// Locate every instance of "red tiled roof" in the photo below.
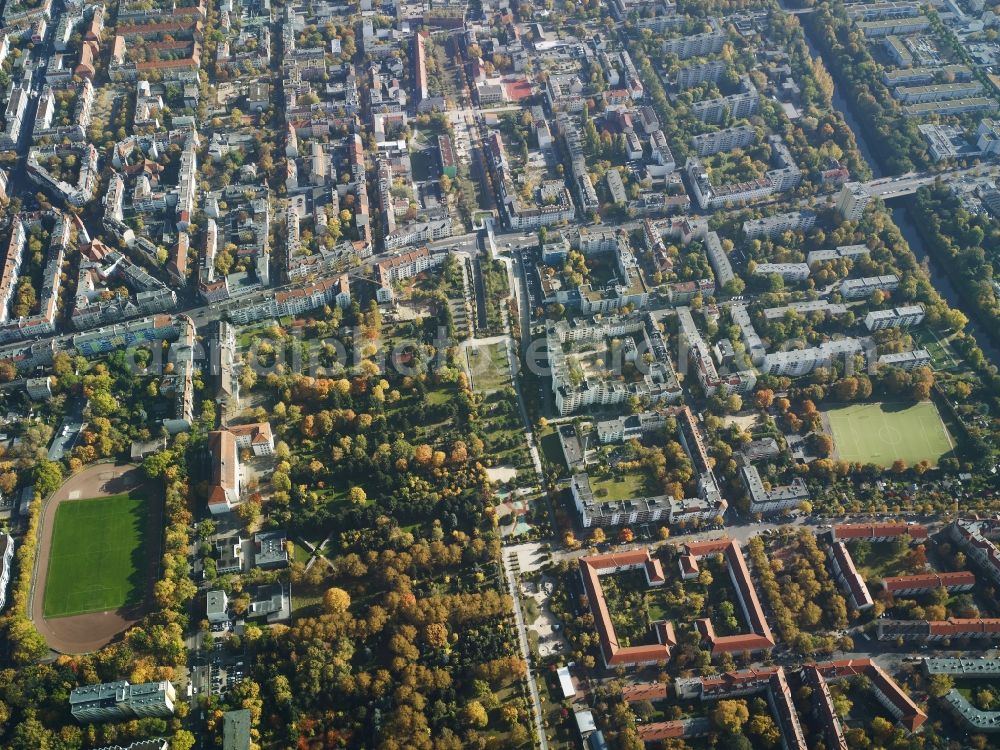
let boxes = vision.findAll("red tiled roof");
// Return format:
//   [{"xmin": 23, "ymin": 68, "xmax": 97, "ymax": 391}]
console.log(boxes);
[
  {"xmin": 579, "ymin": 549, "xmax": 676, "ymax": 667},
  {"xmin": 680, "ymin": 554, "xmax": 698, "ymax": 575},
  {"xmin": 623, "ymin": 682, "xmax": 668, "ymax": 703},
  {"xmin": 882, "ymin": 571, "xmax": 976, "ymax": 593},
  {"xmin": 228, "ymin": 422, "xmax": 272, "ymax": 446},
  {"xmin": 926, "ymin": 618, "xmax": 1000, "ymax": 636},
  {"xmin": 833, "ymin": 523, "xmax": 927, "ymax": 540},
  {"xmin": 685, "ymin": 539, "xmax": 775, "ymax": 653},
  {"xmin": 647, "ymin": 557, "xmax": 665, "ymax": 583},
  {"xmin": 831, "ymin": 540, "xmax": 873, "ymax": 609},
  {"xmin": 698, "ymin": 666, "xmax": 780, "ymax": 692},
  {"xmin": 75, "ymin": 42, "xmax": 96, "ymax": 77},
  {"xmin": 117, "ymin": 20, "xmax": 202, "ymax": 36},
  {"xmin": 684, "ymin": 537, "xmax": 731, "ymax": 556},
  {"xmin": 815, "ymin": 658, "xmax": 927, "ymax": 732},
  {"xmin": 725, "ymin": 541, "xmax": 773, "ymax": 643},
  {"xmin": 377, "ymin": 246, "xmax": 430, "ymax": 273},
  {"xmin": 208, "ymin": 430, "xmax": 237, "ymax": 507},
  {"xmin": 637, "ymin": 722, "xmax": 686, "ymax": 741},
  {"xmin": 697, "ymin": 618, "xmax": 775, "ymax": 655}
]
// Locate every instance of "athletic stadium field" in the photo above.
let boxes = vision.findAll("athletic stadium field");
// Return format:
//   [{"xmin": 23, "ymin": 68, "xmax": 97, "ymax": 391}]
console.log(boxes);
[
  {"xmin": 42, "ymin": 492, "xmax": 149, "ymax": 618},
  {"xmin": 825, "ymin": 401, "xmax": 954, "ymax": 468}
]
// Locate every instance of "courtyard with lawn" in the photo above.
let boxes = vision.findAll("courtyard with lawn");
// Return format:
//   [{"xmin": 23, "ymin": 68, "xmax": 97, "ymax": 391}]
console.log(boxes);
[
  {"xmin": 825, "ymin": 401, "xmax": 954, "ymax": 467},
  {"xmin": 589, "ymin": 468, "xmax": 653, "ymax": 502},
  {"xmin": 600, "ymin": 553, "xmax": 749, "ymax": 647},
  {"xmin": 43, "ymin": 492, "xmax": 150, "ymax": 618},
  {"xmin": 846, "ymin": 537, "xmax": 920, "ymax": 582}
]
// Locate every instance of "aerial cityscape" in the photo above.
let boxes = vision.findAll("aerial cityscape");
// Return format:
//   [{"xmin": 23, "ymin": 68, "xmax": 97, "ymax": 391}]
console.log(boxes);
[{"xmin": 1, "ymin": 0, "xmax": 1000, "ymax": 747}]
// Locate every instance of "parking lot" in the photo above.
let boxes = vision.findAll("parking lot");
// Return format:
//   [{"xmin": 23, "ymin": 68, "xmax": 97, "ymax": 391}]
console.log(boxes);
[
  {"xmin": 191, "ymin": 634, "xmax": 247, "ymax": 699},
  {"xmin": 514, "ymin": 246, "xmax": 543, "ymax": 317}
]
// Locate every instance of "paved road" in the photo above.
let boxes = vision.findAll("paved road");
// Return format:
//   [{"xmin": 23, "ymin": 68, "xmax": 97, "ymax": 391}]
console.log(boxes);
[{"xmin": 862, "ymin": 165, "xmax": 1000, "ymax": 200}]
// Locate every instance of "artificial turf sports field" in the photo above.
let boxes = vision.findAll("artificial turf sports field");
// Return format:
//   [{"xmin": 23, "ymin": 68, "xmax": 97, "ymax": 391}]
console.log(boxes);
[
  {"xmin": 42, "ymin": 492, "xmax": 149, "ymax": 618},
  {"xmin": 825, "ymin": 401, "xmax": 954, "ymax": 467}
]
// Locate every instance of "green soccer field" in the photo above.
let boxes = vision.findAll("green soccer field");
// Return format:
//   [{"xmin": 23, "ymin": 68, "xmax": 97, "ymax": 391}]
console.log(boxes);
[
  {"xmin": 43, "ymin": 493, "xmax": 149, "ymax": 618},
  {"xmin": 825, "ymin": 401, "xmax": 954, "ymax": 468}
]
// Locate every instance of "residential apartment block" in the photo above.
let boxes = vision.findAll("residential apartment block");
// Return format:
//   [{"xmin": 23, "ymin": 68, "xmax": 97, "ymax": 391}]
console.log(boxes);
[
  {"xmin": 686, "ymin": 538, "xmax": 775, "ymax": 655},
  {"xmin": 752, "ymin": 263, "xmax": 810, "ymax": 283},
  {"xmin": 676, "ymin": 59, "xmax": 726, "ymax": 89},
  {"xmin": 70, "ymin": 681, "xmax": 176, "ymax": 723},
  {"xmin": 841, "ymin": 274, "xmax": 899, "ymax": 300},
  {"xmin": 806, "ymin": 244, "xmax": 870, "ymax": 267},
  {"xmin": 835, "ymin": 182, "xmax": 871, "ymax": 221},
  {"xmin": 742, "ymin": 210, "xmax": 816, "ymax": 240},
  {"xmin": 903, "ymin": 96, "xmax": 999, "ymax": 117},
  {"xmin": 857, "ymin": 16, "xmax": 929, "ymax": 37},
  {"xmin": 828, "ymin": 540, "xmax": 874, "ymax": 611},
  {"xmin": 947, "ymin": 520, "xmax": 1000, "ymax": 587},
  {"xmin": 762, "ymin": 338, "xmax": 864, "ymax": 376},
  {"xmin": 548, "ymin": 314, "xmax": 681, "ymax": 415},
  {"xmin": 878, "ymin": 349, "xmax": 932, "ymax": 370},
  {"xmin": 661, "ymin": 26, "xmax": 726, "ymax": 59},
  {"xmin": 692, "ymin": 76, "xmax": 759, "ymax": 124},
  {"xmin": 864, "ymin": 304, "xmax": 925, "ymax": 331},
  {"xmin": 741, "ymin": 465, "xmax": 809, "ymax": 515},
  {"xmin": 831, "ymin": 523, "xmax": 928, "ymax": 543},
  {"xmin": 690, "ymin": 124, "xmax": 756, "ymax": 157},
  {"xmin": 882, "ymin": 571, "xmax": 976, "ymax": 596},
  {"xmin": 894, "ymin": 82, "xmax": 983, "ymax": 105},
  {"xmin": 579, "ymin": 549, "xmax": 673, "ymax": 668}
]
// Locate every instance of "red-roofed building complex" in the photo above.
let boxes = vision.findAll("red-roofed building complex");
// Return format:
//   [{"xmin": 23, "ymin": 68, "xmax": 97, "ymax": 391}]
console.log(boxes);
[
  {"xmin": 683, "ymin": 539, "xmax": 775, "ymax": 655},
  {"xmin": 878, "ymin": 617, "xmax": 1000, "ymax": 642},
  {"xmin": 675, "ymin": 667, "xmax": 807, "ymax": 750},
  {"xmin": 208, "ymin": 430, "xmax": 239, "ymax": 515},
  {"xmin": 831, "ymin": 523, "xmax": 927, "ymax": 542},
  {"xmin": 882, "ymin": 571, "xmax": 976, "ymax": 596},
  {"xmin": 815, "ymin": 659, "xmax": 928, "ymax": 732},
  {"xmin": 578, "ymin": 549, "xmax": 675, "ymax": 668},
  {"xmin": 227, "ymin": 422, "xmax": 275, "ymax": 457},
  {"xmin": 803, "ymin": 665, "xmax": 849, "ymax": 750},
  {"xmin": 828, "ymin": 540, "xmax": 874, "ymax": 611},
  {"xmin": 948, "ymin": 520, "xmax": 1000, "ymax": 587}
]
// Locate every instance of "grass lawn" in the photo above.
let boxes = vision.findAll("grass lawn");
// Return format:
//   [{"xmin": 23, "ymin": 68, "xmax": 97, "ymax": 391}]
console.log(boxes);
[
  {"xmin": 291, "ymin": 541, "xmax": 313, "ymax": 564},
  {"xmin": 826, "ymin": 401, "xmax": 954, "ymax": 467},
  {"xmin": 43, "ymin": 493, "xmax": 149, "ymax": 618},
  {"xmin": 647, "ymin": 593, "xmax": 674, "ymax": 624},
  {"xmin": 468, "ymin": 342, "xmax": 511, "ymax": 394},
  {"xmin": 590, "ymin": 469, "xmax": 650, "ymax": 501},
  {"xmin": 291, "ymin": 591, "xmax": 324, "ymax": 617},
  {"xmin": 410, "ymin": 148, "xmax": 435, "ymax": 181},
  {"xmin": 539, "ymin": 428, "xmax": 566, "ymax": 472},
  {"xmin": 912, "ymin": 328, "xmax": 960, "ymax": 370},
  {"xmin": 847, "ymin": 540, "xmax": 912, "ymax": 581},
  {"xmin": 425, "ymin": 388, "xmax": 452, "ymax": 406}
]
